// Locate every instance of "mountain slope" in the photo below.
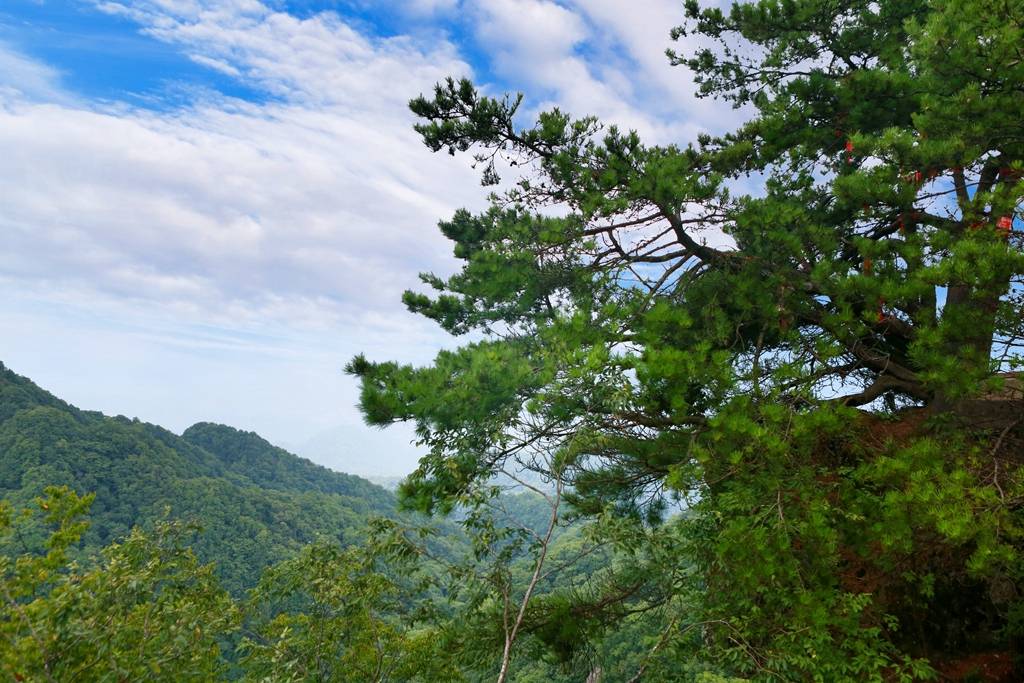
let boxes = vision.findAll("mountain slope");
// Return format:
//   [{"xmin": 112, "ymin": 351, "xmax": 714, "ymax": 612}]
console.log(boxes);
[
  {"xmin": 0, "ymin": 361, "xmax": 395, "ymax": 593},
  {"xmin": 182, "ymin": 422, "xmax": 390, "ymax": 506}
]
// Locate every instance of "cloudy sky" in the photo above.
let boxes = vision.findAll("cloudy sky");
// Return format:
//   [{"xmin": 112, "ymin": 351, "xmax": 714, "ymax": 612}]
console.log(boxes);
[{"xmin": 0, "ymin": 0, "xmax": 734, "ymax": 476}]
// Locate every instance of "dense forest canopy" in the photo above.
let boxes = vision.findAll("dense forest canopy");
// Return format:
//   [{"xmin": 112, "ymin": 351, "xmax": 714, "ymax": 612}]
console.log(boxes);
[
  {"xmin": 1, "ymin": 364, "xmax": 659, "ymax": 681},
  {"xmin": 0, "ymin": 362, "xmax": 393, "ymax": 593},
  {"xmin": 347, "ymin": 0, "xmax": 1024, "ymax": 678},
  {"xmin": 2, "ymin": 365, "xmax": 613, "ymax": 682}
]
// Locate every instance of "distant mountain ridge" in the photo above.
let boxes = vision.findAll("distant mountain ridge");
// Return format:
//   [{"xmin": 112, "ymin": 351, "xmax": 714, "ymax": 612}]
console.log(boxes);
[
  {"xmin": 182, "ymin": 421, "xmax": 388, "ymax": 503},
  {"xmin": 0, "ymin": 361, "xmax": 394, "ymax": 593}
]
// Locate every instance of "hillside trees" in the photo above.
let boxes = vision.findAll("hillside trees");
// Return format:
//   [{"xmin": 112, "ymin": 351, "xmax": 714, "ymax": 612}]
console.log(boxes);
[
  {"xmin": 0, "ymin": 365, "xmax": 396, "ymax": 595},
  {"xmin": 0, "ymin": 488, "xmax": 237, "ymax": 682},
  {"xmin": 348, "ymin": 0, "xmax": 1024, "ymax": 677},
  {"xmin": 3, "ymin": 365, "xmax": 625, "ymax": 680},
  {"xmin": 0, "ymin": 488, "xmax": 457, "ymax": 683},
  {"xmin": 239, "ymin": 530, "xmax": 455, "ymax": 683}
]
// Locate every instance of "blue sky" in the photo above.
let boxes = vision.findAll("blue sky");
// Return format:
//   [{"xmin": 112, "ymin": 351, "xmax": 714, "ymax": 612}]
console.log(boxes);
[
  {"xmin": 2, "ymin": 1, "xmax": 261, "ymax": 101},
  {"xmin": 0, "ymin": 0, "xmax": 731, "ymax": 476}
]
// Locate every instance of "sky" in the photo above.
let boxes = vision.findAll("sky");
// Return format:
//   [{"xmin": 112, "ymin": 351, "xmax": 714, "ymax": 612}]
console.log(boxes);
[{"xmin": 0, "ymin": 0, "xmax": 737, "ymax": 477}]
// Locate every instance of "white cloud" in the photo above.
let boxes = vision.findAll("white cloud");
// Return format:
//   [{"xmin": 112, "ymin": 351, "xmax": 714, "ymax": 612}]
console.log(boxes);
[
  {"xmin": 0, "ymin": 3, "xmax": 487, "ymax": 473},
  {"xmin": 0, "ymin": 4, "xmax": 483, "ymax": 328},
  {"xmin": 1, "ymin": 1, "xmax": 735, "ymax": 330},
  {"xmin": 401, "ymin": 0, "xmax": 460, "ymax": 16},
  {"xmin": 187, "ymin": 53, "xmax": 242, "ymax": 76},
  {"xmin": 0, "ymin": 0, "xmax": 744, "ymax": 474},
  {"xmin": 475, "ymin": 0, "xmax": 587, "ymax": 60},
  {"xmin": 0, "ymin": 42, "xmax": 73, "ymax": 104},
  {"xmin": 464, "ymin": 0, "xmax": 711, "ymax": 143},
  {"xmin": 565, "ymin": 0, "xmax": 741, "ymax": 131}
]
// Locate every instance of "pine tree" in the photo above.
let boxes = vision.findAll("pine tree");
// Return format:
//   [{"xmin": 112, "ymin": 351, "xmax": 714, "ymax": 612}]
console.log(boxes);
[{"xmin": 349, "ymin": 0, "xmax": 1024, "ymax": 677}]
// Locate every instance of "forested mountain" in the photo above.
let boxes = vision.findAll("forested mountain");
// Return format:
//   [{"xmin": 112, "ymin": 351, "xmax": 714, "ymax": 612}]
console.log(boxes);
[
  {"xmin": 182, "ymin": 422, "xmax": 390, "ymax": 504},
  {"xmin": 0, "ymin": 361, "xmax": 393, "ymax": 593},
  {"xmin": 0, "ymin": 362, "xmax": 620, "ymax": 682}
]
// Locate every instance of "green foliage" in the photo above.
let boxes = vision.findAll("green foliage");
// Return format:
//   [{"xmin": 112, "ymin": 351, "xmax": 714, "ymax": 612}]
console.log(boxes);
[
  {"xmin": 182, "ymin": 422, "xmax": 388, "ymax": 504},
  {"xmin": 0, "ymin": 362, "xmax": 394, "ymax": 594},
  {"xmin": 240, "ymin": 536, "xmax": 455, "ymax": 683},
  {"xmin": 0, "ymin": 486, "xmax": 505, "ymax": 683},
  {"xmin": 0, "ymin": 488, "xmax": 238, "ymax": 682},
  {"xmin": 352, "ymin": 0, "xmax": 1024, "ymax": 678},
  {"xmin": 2, "ymin": 367, "xmax": 614, "ymax": 681}
]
